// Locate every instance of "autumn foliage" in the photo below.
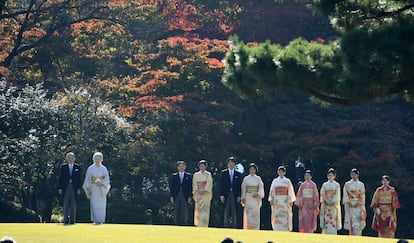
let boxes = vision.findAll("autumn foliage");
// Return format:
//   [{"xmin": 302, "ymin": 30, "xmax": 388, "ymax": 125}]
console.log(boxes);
[{"xmin": 1, "ymin": 0, "xmax": 413, "ymax": 237}]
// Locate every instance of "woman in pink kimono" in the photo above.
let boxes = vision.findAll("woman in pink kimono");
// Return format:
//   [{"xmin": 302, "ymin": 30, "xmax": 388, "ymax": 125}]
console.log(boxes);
[
  {"xmin": 241, "ymin": 163, "xmax": 264, "ymax": 230},
  {"xmin": 320, "ymin": 168, "xmax": 341, "ymax": 234},
  {"xmin": 295, "ymin": 170, "xmax": 319, "ymax": 233},
  {"xmin": 268, "ymin": 166, "xmax": 296, "ymax": 231}
]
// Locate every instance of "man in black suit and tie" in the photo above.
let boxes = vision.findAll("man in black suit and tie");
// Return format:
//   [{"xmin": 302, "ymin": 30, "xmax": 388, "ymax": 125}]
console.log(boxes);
[
  {"xmin": 220, "ymin": 156, "xmax": 242, "ymax": 228},
  {"xmin": 58, "ymin": 152, "xmax": 82, "ymax": 225},
  {"xmin": 169, "ymin": 160, "xmax": 193, "ymax": 226}
]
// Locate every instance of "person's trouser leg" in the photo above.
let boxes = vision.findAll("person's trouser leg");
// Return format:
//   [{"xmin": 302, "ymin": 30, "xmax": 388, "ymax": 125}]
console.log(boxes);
[
  {"xmin": 174, "ymin": 191, "xmax": 188, "ymax": 225},
  {"xmin": 229, "ymin": 193, "xmax": 237, "ymax": 228},
  {"xmin": 224, "ymin": 192, "xmax": 237, "ymax": 228},
  {"xmin": 68, "ymin": 186, "xmax": 76, "ymax": 223},
  {"xmin": 63, "ymin": 185, "xmax": 74, "ymax": 224}
]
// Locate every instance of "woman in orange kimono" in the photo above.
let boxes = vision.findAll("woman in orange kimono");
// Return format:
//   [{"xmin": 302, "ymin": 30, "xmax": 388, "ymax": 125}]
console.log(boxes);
[{"xmin": 371, "ymin": 175, "xmax": 400, "ymax": 238}]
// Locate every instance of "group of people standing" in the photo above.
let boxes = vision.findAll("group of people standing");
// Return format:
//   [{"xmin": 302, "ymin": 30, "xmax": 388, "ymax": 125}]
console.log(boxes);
[
  {"xmin": 169, "ymin": 157, "xmax": 400, "ymax": 239},
  {"xmin": 57, "ymin": 152, "xmax": 111, "ymax": 225},
  {"xmin": 57, "ymin": 151, "xmax": 400, "ymax": 238},
  {"xmin": 311, "ymin": 167, "xmax": 400, "ymax": 238}
]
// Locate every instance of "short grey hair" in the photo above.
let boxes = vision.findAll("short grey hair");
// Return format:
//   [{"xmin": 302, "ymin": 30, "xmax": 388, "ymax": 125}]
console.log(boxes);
[
  {"xmin": 66, "ymin": 152, "xmax": 75, "ymax": 159},
  {"xmin": 176, "ymin": 160, "xmax": 186, "ymax": 166},
  {"xmin": 93, "ymin": 152, "xmax": 103, "ymax": 161}
]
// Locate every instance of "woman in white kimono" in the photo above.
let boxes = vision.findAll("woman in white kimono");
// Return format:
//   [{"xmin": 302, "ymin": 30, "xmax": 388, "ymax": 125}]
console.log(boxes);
[
  {"xmin": 268, "ymin": 166, "xmax": 296, "ymax": 231},
  {"xmin": 83, "ymin": 152, "xmax": 111, "ymax": 225},
  {"xmin": 343, "ymin": 168, "xmax": 366, "ymax": 235},
  {"xmin": 241, "ymin": 163, "xmax": 264, "ymax": 230},
  {"xmin": 320, "ymin": 168, "xmax": 342, "ymax": 234},
  {"xmin": 192, "ymin": 160, "xmax": 213, "ymax": 227}
]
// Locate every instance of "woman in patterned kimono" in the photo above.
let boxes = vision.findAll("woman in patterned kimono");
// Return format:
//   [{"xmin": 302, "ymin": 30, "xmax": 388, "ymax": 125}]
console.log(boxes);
[
  {"xmin": 343, "ymin": 168, "xmax": 366, "ymax": 235},
  {"xmin": 295, "ymin": 170, "xmax": 319, "ymax": 233},
  {"xmin": 371, "ymin": 175, "xmax": 400, "ymax": 238},
  {"xmin": 192, "ymin": 160, "xmax": 213, "ymax": 227},
  {"xmin": 320, "ymin": 168, "xmax": 342, "ymax": 234},
  {"xmin": 268, "ymin": 166, "xmax": 296, "ymax": 231},
  {"xmin": 240, "ymin": 163, "xmax": 264, "ymax": 230},
  {"xmin": 83, "ymin": 152, "xmax": 111, "ymax": 225}
]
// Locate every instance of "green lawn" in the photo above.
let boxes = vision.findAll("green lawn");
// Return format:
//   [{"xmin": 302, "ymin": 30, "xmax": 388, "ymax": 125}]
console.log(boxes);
[{"xmin": 0, "ymin": 223, "xmax": 407, "ymax": 243}]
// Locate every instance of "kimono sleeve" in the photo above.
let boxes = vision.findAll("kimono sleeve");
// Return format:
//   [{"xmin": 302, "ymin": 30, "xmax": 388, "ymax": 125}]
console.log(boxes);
[
  {"xmin": 82, "ymin": 167, "xmax": 91, "ymax": 198},
  {"xmin": 342, "ymin": 181, "xmax": 350, "ymax": 204},
  {"xmin": 258, "ymin": 176, "xmax": 265, "ymax": 199},
  {"xmin": 295, "ymin": 183, "xmax": 303, "ymax": 207},
  {"xmin": 268, "ymin": 180, "xmax": 275, "ymax": 202},
  {"xmin": 287, "ymin": 179, "xmax": 296, "ymax": 203},
  {"xmin": 101, "ymin": 167, "xmax": 111, "ymax": 195},
  {"xmin": 313, "ymin": 182, "xmax": 320, "ymax": 207},
  {"xmin": 370, "ymin": 188, "xmax": 380, "ymax": 208},
  {"xmin": 334, "ymin": 182, "xmax": 341, "ymax": 205},
  {"xmin": 391, "ymin": 188, "xmax": 400, "ymax": 209},
  {"xmin": 206, "ymin": 172, "xmax": 213, "ymax": 194},
  {"xmin": 241, "ymin": 176, "xmax": 247, "ymax": 200},
  {"xmin": 320, "ymin": 183, "xmax": 325, "ymax": 204},
  {"xmin": 192, "ymin": 173, "xmax": 198, "ymax": 195},
  {"xmin": 360, "ymin": 182, "xmax": 366, "ymax": 205}
]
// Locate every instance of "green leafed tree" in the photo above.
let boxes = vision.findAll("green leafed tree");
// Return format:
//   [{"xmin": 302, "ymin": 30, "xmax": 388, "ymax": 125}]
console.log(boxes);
[
  {"xmin": 0, "ymin": 80, "xmax": 139, "ymax": 222},
  {"xmin": 222, "ymin": 0, "xmax": 414, "ymax": 105}
]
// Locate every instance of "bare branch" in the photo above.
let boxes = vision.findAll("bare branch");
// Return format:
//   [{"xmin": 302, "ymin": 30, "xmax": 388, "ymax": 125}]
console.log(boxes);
[
  {"xmin": 2, "ymin": 0, "xmax": 36, "ymax": 67},
  {"xmin": 1, "ymin": 0, "xmax": 111, "ymax": 67}
]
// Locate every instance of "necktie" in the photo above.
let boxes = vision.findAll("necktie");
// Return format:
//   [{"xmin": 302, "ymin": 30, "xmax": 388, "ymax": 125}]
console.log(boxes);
[
  {"xmin": 69, "ymin": 164, "xmax": 73, "ymax": 175},
  {"xmin": 230, "ymin": 170, "xmax": 233, "ymax": 183},
  {"xmin": 180, "ymin": 173, "xmax": 183, "ymax": 183}
]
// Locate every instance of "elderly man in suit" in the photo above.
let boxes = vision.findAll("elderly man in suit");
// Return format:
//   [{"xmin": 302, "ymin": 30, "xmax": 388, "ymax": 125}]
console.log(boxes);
[
  {"xmin": 58, "ymin": 152, "xmax": 82, "ymax": 225},
  {"xmin": 169, "ymin": 160, "xmax": 193, "ymax": 226},
  {"xmin": 220, "ymin": 156, "xmax": 242, "ymax": 228}
]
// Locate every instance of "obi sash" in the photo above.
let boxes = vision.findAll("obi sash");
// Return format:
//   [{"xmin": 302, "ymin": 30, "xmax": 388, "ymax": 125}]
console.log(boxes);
[
  {"xmin": 91, "ymin": 176, "xmax": 104, "ymax": 184},
  {"xmin": 302, "ymin": 188, "xmax": 314, "ymax": 198},
  {"xmin": 196, "ymin": 181, "xmax": 207, "ymax": 190},
  {"xmin": 347, "ymin": 190, "xmax": 362, "ymax": 199},
  {"xmin": 274, "ymin": 186, "xmax": 288, "ymax": 196},
  {"xmin": 246, "ymin": 185, "xmax": 259, "ymax": 194},
  {"xmin": 324, "ymin": 189, "xmax": 336, "ymax": 199}
]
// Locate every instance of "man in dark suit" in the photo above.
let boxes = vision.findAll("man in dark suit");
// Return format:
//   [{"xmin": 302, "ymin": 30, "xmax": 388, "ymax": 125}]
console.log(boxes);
[
  {"xmin": 58, "ymin": 152, "xmax": 82, "ymax": 225},
  {"xmin": 220, "ymin": 156, "xmax": 242, "ymax": 228},
  {"xmin": 169, "ymin": 160, "xmax": 193, "ymax": 226}
]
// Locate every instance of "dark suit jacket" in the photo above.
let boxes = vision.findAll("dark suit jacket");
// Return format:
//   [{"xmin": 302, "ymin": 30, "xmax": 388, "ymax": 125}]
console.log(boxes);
[
  {"xmin": 169, "ymin": 172, "xmax": 193, "ymax": 199},
  {"xmin": 58, "ymin": 163, "xmax": 82, "ymax": 194},
  {"xmin": 220, "ymin": 169, "xmax": 242, "ymax": 199}
]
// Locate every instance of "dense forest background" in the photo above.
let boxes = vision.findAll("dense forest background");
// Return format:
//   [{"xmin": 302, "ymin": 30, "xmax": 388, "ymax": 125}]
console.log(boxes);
[{"xmin": 1, "ymin": 0, "xmax": 413, "ymax": 238}]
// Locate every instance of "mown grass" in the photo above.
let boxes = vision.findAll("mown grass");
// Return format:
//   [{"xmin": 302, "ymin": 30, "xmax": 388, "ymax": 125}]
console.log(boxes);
[{"xmin": 0, "ymin": 223, "xmax": 407, "ymax": 243}]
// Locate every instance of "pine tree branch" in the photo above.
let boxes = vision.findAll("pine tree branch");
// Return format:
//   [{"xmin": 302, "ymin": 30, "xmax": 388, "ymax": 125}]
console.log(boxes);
[{"xmin": 367, "ymin": 3, "xmax": 414, "ymax": 20}]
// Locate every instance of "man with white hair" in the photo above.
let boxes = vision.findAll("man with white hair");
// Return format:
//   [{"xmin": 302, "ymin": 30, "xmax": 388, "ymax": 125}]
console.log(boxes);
[
  {"xmin": 58, "ymin": 152, "xmax": 82, "ymax": 225},
  {"xmin": 83, "ymin": 152, "xmax": 111, "ymax": 225}
]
